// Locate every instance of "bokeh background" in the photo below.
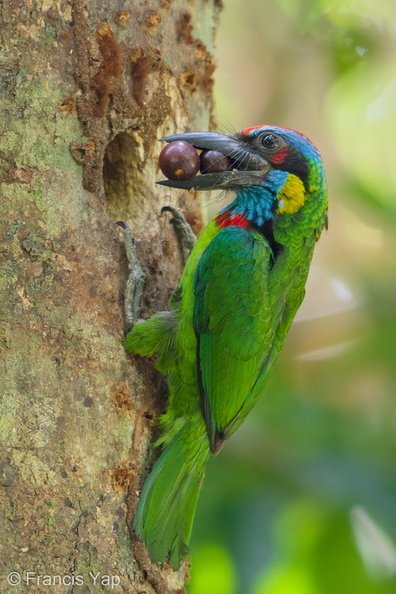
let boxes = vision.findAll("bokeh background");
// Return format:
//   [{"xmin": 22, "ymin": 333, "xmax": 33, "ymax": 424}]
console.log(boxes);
[{"xmin": 188, "ymin": 1, "xmax": 396, "ymax": 592}]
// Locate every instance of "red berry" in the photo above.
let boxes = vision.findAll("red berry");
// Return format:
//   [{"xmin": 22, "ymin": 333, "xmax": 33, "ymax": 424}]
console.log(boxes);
[
  {"xmin": 200, "ymin": 150, "xmax": 232, "ymax": 174},
  {"xmin": 159, "ymin": 141, "xmax": 200, "ymax": 181}
]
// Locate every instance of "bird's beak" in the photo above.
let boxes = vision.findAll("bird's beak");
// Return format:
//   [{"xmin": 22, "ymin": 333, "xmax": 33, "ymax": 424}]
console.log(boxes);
[{"xmin": 157, "ymin": 131, "xmax": 270, "ymax": 190}]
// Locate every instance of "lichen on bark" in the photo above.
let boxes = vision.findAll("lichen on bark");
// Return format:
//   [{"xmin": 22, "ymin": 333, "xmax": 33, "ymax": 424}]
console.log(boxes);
[{"xmin": 0, "ymin": 0, "xmax": 220, "ymax": 592}]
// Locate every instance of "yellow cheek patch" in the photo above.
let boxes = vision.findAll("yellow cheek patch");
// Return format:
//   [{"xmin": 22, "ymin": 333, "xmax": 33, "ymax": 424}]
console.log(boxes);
[{"xmin": 276, "ymin": 174, "xmax": 306, "ymax": 215}]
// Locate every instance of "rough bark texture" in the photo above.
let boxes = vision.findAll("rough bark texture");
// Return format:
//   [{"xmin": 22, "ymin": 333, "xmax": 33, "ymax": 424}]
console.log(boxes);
[{"xmin": 0, "ymin": 1, "xmax": 220, "ymax": 592}]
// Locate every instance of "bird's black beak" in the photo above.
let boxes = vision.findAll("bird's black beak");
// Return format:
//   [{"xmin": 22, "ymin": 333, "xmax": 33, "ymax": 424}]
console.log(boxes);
[{"xmin": 157, "ymin": 131, "xmax": 270, "ymax": 190}]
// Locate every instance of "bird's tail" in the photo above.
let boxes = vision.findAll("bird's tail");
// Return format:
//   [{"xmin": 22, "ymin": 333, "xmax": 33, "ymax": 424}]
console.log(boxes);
[{"xmin": 133, "ymin": 419, "xmax": 210, "ymax": 569}]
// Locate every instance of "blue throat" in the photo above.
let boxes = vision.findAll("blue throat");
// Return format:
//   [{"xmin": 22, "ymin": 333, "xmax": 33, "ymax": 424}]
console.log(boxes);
[{"xmin": 223, "ymin": 170, "xmax": 289, "ymax": 227}]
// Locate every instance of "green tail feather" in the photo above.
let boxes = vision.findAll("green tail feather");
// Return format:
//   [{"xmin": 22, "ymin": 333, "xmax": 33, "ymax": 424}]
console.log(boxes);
[{"xmin": 134, "ymin": 420, "xmax": 210, "ymax": 569}]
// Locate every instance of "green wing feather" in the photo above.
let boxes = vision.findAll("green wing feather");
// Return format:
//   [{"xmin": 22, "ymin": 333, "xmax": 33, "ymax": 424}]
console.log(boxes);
[{"xmin": 193, "ymin": 226, "xmax": 274, "ymax": 450}]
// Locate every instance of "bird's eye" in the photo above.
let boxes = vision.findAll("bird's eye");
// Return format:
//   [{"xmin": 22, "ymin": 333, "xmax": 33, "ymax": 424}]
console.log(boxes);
[{"xmin": 260, "ymin": 133, "xmax": 281, "ymax": 151}]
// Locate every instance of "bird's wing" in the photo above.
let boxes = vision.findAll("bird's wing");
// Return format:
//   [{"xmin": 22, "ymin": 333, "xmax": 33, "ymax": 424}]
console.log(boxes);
[{"xmin": 193, "ymin": 226, "xmax": 273, "ymax": 451}]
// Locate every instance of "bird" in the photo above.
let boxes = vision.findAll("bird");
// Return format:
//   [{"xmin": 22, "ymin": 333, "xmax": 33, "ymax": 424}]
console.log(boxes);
[{"xmin": 125, "ymin": 125, "xmax": 328, "ymax": 569}]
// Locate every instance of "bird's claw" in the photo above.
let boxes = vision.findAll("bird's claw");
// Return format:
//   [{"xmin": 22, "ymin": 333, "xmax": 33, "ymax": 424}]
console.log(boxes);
[{"xmin": 161, "ymin": 206, "xmax": 197, "ymax": 259}]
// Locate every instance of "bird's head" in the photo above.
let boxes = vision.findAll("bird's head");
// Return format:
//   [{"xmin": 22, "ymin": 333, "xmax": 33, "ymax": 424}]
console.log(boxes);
[{"xmin": 158, "ymin": 125, "xmax": 327, "ymax": 229}]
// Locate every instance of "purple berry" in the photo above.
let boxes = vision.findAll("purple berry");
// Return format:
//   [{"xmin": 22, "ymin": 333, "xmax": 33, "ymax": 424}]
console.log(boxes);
[
  {"xmin": 159, "ymin": 141, "xmax": 200, "ymax": 181},
  {"xmin": 200, "ymin": 150, "xmax": 232, "ymax": 174}
]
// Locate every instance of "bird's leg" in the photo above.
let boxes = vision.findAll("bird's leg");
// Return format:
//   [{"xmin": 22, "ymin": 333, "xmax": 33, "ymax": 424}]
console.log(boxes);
[
  {"xmin": 117, "ymin": 209, "xmax": 195, "ymax": 329},
  {"xmin": 161, "ymin": 206, "xmax": 196, "ymax": 262},
  {"xmin": 117, "ymin": 222, "xmax": 146, "ymax": 331}
]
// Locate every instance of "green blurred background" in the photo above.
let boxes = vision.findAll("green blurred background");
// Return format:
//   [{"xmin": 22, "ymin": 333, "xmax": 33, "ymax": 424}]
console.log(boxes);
[{"xmin": 188, "ymin": 0, "xmax": 396, "ymax": 592}]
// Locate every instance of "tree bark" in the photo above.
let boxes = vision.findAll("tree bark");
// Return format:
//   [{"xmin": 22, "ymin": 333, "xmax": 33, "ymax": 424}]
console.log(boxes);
[{"xmin": 0, "ymin": 0, "xmax": 220, "ymax": 592}]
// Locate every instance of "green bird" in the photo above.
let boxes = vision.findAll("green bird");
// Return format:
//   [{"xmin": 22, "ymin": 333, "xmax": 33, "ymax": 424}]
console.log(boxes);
[{"xmin": 125, "ymin": 125, "xmax": 328, "ymax": 568}]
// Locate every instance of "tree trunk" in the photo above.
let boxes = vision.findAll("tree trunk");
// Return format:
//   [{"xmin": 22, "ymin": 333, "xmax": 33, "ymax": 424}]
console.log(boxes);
[{"xmin": 0, "ymin": 1, "xmax": 220, "ymax": 592}]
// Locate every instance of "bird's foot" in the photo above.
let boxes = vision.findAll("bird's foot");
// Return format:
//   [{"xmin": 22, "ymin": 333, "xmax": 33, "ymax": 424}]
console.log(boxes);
[
  {"xmin": 161, "ymin": 206, "xmax": 196, "ymax": 262},
  {"xmin": 117, "ymin": 222, "xmax": 146, "ymax": 331}
]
